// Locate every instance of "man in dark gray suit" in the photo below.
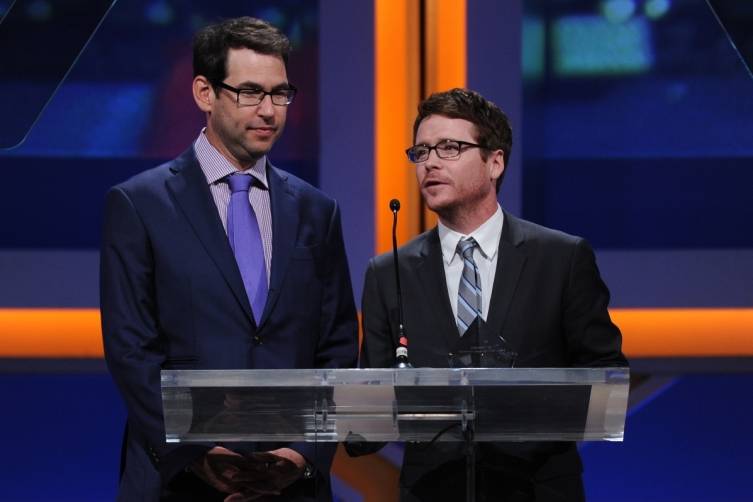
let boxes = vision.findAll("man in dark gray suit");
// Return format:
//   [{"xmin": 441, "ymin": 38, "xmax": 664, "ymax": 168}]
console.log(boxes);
[{"xmin": 359, "ymin": 88, "xmax": 627, "ymax": 501}]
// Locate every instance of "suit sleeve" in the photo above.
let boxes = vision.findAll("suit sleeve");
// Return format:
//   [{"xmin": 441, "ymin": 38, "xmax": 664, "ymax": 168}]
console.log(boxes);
[
  {"xmin": 313, "ymin": 201, "xmax": 359, "ymax": 369},
  {"xmin": 289, "ymin": 201, "xmax": 359, "ymax": 475},
  {"xmin": 562, "ymin": 238, "xmax": 628, "ymax": 367},
  {"xmin": 339, "ymin": 257, "xmax": 392, "ymax": 457},
  {"xmin": 100, "ymin": 187, "xmax": 210, "ymax": 484},
  {"xmin": 359, "ymin": 257, "xmax": 396, "ymax": 369}
]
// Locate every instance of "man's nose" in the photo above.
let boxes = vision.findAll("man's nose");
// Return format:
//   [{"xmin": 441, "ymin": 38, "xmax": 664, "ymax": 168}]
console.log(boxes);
[
  {"xmin": 256, "ymin": 94, "xmax": 275, "ymax": 116},
  {"xmin": 422, "ymin": 148, "xmax": 443, "ymax": 168}
]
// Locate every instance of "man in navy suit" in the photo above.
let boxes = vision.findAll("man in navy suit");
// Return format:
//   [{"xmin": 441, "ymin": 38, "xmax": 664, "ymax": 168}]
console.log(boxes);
[
  {"xmin": 358, "ymin": 89, "xmax": 627, "ymax": 501},
  {"xmin": 100, "ymin": 17, "xmax": 358, "ymax": 501}
]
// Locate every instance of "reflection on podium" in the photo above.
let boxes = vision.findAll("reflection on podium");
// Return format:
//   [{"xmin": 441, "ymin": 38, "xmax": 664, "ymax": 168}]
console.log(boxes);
[{"xmin": 162, "ymin": 367, "xmax": 629, "ymax": 444}]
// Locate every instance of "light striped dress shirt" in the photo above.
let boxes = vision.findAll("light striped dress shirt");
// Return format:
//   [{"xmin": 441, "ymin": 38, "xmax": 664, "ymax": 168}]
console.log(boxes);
[{"xmin": 193, "ymin": 130, "xmax": 273, "ymax": 282}]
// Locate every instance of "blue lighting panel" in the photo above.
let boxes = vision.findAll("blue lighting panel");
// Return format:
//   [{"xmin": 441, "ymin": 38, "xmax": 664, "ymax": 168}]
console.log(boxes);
[{"xmin": 553, "ymin": 16, "xmax": 653, "ymax": 76}]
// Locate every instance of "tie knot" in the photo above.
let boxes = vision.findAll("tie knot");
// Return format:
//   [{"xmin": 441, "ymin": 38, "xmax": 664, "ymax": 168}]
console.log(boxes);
[
  {"xmin": 227, "ymin": 173, "xmax": 254, "ymax": 193},
  {"xmin": 457, "ymin": 237, "xmax": 477, "ymax": 258}
]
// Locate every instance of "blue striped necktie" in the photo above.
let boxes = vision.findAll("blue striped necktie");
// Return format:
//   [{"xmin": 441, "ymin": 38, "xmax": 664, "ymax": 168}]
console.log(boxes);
[
  {"xmin": 456, "ymin": 237, "xmax": 482, "ymax": 336},
  {"xmin": 227, "ymin": 173, "xmax": 268, "ymax": 324}
]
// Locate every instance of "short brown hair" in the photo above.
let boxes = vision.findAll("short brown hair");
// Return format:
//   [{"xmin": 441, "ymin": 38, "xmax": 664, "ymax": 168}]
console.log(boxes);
[
  {"xmin": 413, "ymin": 88, "xmax": 512, "ymax": 192},
  {"xmin": 193, "ymin": 17, "xmax": 290, "ymax": 92}
]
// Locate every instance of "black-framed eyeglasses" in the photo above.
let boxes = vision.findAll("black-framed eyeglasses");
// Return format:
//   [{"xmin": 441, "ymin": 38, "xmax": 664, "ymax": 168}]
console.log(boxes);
[
  {"xmin": 217, "ymin": 82, "xmax": 297, "ymax": 106},
  {"xmin": 405, "ymin": 139, "xmax": 485, "ymax": 163}
]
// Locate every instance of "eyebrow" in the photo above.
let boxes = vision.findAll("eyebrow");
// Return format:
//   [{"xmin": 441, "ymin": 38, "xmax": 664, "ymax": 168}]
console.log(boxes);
[
  {"xmin": 415, "ymin": 138, "xmax": 465, "ymax": 145},
  {"xmin": 234, "ymin": 81, "xmax": 292, "ymax": 91}
]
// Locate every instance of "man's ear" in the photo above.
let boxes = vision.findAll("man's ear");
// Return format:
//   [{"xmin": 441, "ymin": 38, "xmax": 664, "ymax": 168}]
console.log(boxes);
[
  {"xmin": 193, "ymin": 75, "xmax": 215, "ymax": 113},
  {"xmin": 488, "ymin": 149, "xmax": 505, "ymax": 185}
]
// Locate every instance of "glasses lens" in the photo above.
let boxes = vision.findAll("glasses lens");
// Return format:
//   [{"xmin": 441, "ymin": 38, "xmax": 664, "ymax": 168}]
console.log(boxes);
[
  {"xmin": 238, "ymin": 90, "xmax": 265, "ymax": 105},
  {"xmin": 407, "ymin": 146, "xmax": 429, "ymax": 163},
  {"xmin": 271, "ymin": 90, "xmax": 295, "ymax": 105},
  {"xmin": 436, "ymin": 140, "xmax": 460, "ymax": 159}
]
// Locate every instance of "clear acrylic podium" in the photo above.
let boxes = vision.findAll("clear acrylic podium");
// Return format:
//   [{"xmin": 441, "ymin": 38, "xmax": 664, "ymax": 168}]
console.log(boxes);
[{"xmin": 161, "ymin": 367, "xmax": 629, "ymax": 444}]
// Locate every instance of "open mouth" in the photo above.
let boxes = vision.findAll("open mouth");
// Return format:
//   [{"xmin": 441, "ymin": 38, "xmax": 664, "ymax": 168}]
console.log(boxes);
[{"xmin": 422, "ymin": 179, "xmax": 446, "ymax": 188}]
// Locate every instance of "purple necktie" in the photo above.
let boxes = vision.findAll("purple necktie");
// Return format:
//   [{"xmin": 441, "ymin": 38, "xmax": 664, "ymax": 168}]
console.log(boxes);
[{"xmin": 227, "ymin": 174, "xmax": 268, "ymax": 324}]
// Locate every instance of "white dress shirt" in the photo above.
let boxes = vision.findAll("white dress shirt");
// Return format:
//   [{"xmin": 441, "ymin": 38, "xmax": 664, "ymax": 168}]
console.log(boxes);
[{"xmin": 438, "ymin": 205, "xmax": 504, "ymax": 321}]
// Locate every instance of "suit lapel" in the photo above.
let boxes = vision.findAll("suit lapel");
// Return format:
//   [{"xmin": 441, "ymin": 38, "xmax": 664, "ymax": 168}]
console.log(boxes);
[
  {"xmin": 485, "ymin": 211, "xmax": 528, "ymax": 347},
  {"xmin": 165, "ymin": 149, "xmax": 255, "ymax": 324},
  {"xmin": 257, "ymin": 163, "xmax": 298, "ymax": 330},
  {"xmin": 413, "ymin": 229, "xmax": 459, "ymax": 353}
]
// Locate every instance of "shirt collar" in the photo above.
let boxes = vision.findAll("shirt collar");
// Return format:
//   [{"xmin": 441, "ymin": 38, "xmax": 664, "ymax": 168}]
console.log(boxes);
[
  {"xmin": 438, "ymin": 204, "xmax": 504, "ymax": 265},
  {"xmin": 193, "ymin": 128, "xmax": 269, "ymax": 188}
]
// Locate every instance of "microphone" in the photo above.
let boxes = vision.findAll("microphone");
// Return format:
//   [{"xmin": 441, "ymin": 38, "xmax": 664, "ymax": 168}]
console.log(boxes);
[{"xmin": 390, "ymin": 199, "xmax": 412, "ymax": 368}]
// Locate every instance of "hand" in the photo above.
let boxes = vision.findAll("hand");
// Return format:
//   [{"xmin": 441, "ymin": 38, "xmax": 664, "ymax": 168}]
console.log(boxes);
[
  {"xmin": 191, "ymin": 446, "xmax": 247, "ymax": 495},
  {"xmin": 192, "ymin": 447, "xmax": 307, "ymax": 501},
  {"xmin": 227, "ymin": 448, "xmax": 306, "ymax": 500},
  {"xmin": 267, "ymin": 447, "xmax": 307, "ymax": 472}
]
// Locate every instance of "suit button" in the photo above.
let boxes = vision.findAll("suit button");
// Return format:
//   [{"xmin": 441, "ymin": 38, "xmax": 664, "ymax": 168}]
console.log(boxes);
[{"xmin": 252, "ymin": 335, "xmax": 262, "ymax": 345}]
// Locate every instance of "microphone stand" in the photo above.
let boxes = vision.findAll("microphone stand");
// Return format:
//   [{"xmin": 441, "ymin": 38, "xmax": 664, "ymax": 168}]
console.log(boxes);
[{"xmin": 389, "ymin": 199, "xmax": 412, "ymax": 368}]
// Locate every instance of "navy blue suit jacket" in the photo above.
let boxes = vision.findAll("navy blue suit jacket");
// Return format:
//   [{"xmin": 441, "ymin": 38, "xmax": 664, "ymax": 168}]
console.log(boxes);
[{"xmin": 100, "ymin": 148, "xmax": 358, "ymax": 501}]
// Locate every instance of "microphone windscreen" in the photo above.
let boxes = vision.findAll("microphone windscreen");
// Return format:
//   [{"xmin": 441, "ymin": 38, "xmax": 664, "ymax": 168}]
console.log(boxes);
[{"xmin": 389, "ymin": 199, "xmax": 401, "ymax": 212}]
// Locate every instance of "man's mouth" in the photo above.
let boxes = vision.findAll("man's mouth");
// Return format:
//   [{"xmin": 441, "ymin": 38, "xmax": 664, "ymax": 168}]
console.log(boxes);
[
  {"xmin": 422, "ymin": 178, "xmax": 447, "ymax": 189},
  {"xmin": 250, "ymin": 126, "xmax": 277, "ymax": 137}
]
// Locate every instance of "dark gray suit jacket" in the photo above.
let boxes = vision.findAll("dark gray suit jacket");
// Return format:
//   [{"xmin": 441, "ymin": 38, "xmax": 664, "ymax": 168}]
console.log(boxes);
[{"xmin": 360, "ymin": 211, "xmax": 627, "ymax": 501}]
